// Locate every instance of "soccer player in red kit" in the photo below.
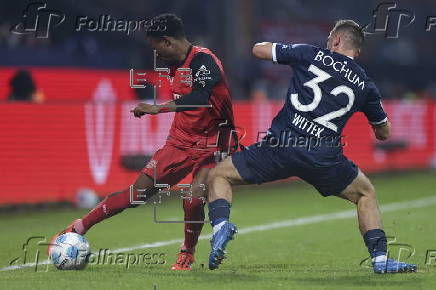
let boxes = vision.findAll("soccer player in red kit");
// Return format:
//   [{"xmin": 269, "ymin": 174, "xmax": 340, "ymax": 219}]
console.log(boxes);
[{"xmin": 50, "ymin": 13, "xmax": 236, "ymax": 270}]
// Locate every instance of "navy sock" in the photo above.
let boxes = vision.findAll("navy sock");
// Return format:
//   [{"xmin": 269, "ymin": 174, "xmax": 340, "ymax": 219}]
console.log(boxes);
[
  {"xmin": 208, "ymin": 199, "xmax": 230, "ymax": 226},
  {"xmin": 363, "ymin": 229, "xmax": 387, "ymax": 258}
]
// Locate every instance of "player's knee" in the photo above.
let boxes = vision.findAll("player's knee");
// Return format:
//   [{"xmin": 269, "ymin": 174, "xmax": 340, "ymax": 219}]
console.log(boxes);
[
  {"xmin": 339, "ymin": 184, "xmax": 375, "ymax": 205},
  {"xmin": 360, "ymin": 175, "xmax": 375, "ymax": 195},
  {"xmin": 362, "ymin": 184, "xmax": 376, "ymax": 199},
  {"xmin": 347, "ymin": 172, "xmax": 376, "ymax": 202},
  {"xmin": 356, "ymin": 181, "xmax": 376, "ymax": 202}
]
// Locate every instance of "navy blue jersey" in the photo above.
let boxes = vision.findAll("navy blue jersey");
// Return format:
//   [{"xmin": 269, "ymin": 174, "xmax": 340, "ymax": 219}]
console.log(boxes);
[
  {"xmin": 269, "ymin": 43, "xmax": 387, "ymax": 140},
  {"xmin": 229, "ymin": 43, "xmax": 384, "ymax": 194}
]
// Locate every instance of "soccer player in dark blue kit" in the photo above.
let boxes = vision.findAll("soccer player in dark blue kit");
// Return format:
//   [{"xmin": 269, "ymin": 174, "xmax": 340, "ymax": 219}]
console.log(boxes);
[{"xmin": 206, "ymin": 20, "xmax": 417, "ymax": 273}]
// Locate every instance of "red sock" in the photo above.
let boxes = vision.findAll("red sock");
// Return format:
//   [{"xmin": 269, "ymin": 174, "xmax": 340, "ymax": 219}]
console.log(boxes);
[
  {"xmin": 182, "ymin": 197, "xmax": 205, "ymax": 253},
  {"xmin": 81, "ymin": 188, "xmax": 135, "ymax": 233}
]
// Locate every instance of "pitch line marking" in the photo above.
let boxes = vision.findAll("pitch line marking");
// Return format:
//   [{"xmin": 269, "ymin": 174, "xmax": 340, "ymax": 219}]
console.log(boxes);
[{"xmin": 2, "ymin": 195, "xmax": 436, "ymax": 271}]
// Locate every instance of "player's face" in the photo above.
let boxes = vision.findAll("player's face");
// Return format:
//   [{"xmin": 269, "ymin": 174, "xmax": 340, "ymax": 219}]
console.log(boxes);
[{"xmin": 147, "ymin": 37, "xmax": 178, "ymax": 65}]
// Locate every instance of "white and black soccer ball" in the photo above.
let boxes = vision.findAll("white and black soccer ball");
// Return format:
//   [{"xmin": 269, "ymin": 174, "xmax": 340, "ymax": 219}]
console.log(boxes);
[{"xmin": 49, "ymin": 232, "xmax": 90, "ymax": 270}]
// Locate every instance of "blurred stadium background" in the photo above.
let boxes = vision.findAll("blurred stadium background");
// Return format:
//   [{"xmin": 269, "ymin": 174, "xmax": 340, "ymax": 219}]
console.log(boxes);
[{"xmin": 0, "ymin": 0, "xmax": 435, "ymax": 207}]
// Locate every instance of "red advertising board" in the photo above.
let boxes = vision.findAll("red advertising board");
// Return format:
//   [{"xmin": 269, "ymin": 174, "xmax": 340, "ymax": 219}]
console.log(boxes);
[{"xmin": 1, "ymin": 100, "xmax": 435, "ymax": 205}]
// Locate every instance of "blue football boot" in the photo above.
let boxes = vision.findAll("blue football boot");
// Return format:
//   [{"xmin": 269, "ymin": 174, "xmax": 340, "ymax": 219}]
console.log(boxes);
[
  {"xmin": 373, "ymin": 258, "xmax": 417, "ymax": 273},
  {"xmin": 208, "ymin": 222, "xmax": 237, "ymax": 270}
]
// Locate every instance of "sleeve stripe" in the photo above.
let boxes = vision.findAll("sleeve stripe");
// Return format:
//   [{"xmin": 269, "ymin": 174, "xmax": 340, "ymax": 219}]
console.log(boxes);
[
  {"xmin": 272, "ymin": 43, "xmax": 277, "ymax": 63},
  {"xmin": 370, "ymin": 117, "xmax": 388, "ymax": 125}
]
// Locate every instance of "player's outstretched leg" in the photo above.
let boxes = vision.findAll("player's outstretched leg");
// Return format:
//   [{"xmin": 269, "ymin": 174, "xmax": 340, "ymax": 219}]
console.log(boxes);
[
  {"xmin": 337, "ymin": 170, "xmax": 417, "ymax": 274},
  {"xmin": 207, "ymin": 157, "xmax": 245, "ymax": 270},
  {"xmin": 172, "ymin": 167, "xmax": 211, "ymax": 270},
  {"xmin": 49, "ymin": 173, "xmax": 157, "ymax": 251}
]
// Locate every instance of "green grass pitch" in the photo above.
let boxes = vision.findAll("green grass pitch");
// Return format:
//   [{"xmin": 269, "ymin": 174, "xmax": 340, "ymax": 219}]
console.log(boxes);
[{"xmin": 1, "ymin": 171, "xmax": 436, "ymax": 290}]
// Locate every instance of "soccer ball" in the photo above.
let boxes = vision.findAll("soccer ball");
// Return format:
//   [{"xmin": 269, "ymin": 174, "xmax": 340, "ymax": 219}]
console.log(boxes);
[{"xmin": 49, "ymin": 232, "xmax": 90, "ymax": 270}]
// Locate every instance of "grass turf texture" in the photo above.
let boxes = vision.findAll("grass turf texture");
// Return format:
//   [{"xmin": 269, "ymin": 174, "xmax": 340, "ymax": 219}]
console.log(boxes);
[{"xmin": 1, "ymin": 171, "xmax": 435, "ymax": 289}]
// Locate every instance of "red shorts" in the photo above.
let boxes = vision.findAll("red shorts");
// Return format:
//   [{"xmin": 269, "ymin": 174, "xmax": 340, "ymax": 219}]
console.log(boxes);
[{"xmin": 142, "ymin": 142, "xmax": 217, "ymax": 186}]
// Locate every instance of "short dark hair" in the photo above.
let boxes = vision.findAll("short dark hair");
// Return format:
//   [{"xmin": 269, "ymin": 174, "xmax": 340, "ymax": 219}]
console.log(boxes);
[
  {"xmin": 332, "ymin": 19, "xmax": 364, "ymax": 51},
  {"xmin": 146, "ymin": 13, "xmax": 185, "ymax": 39}
]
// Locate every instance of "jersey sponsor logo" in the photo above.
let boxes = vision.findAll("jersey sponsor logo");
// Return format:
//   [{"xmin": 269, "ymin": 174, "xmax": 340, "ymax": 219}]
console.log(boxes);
[
  {"xmin": 313, "ymin": 50, "xmax": 365, "ymax": 90},
  {"xmin": 194, "ymin": 65, "xmax": 212, "ymax": 87}
]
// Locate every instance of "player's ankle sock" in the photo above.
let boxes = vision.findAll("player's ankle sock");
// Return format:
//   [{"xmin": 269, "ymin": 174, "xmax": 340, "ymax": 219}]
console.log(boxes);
[
  {"xmin": 81, "ymin": 188, "xmax": 132, "ymax": 232},
  {"xmin": 182, "ymin": 197, "xmax": 205, "ymax": 252},
  {"xmin": 208, "ymin": 199, "xmax": 230, "ymax": 233},
  {"xmin": 363, "ymin": 229, "xmax": 387, "ymax": 261}
]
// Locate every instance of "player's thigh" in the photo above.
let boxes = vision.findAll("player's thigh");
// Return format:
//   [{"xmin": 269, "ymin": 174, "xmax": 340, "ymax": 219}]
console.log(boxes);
[
  {"xmin": 191, "ymin": 167, "xmax": 210, "ymax": 199},
  {"xmin": 191, "ymin": 152, "xmax": 216, "ymax": 198},
  {"xmin": 142, "ymin": 144, "xmax": 193, "ymax": 186},
  {"xmin": 208, "ymin": 156, "xmax": 247, "ymax": 186},
  {"xmin": 336, "ymin": 169, "xmax": 376, "ymax": 204}
]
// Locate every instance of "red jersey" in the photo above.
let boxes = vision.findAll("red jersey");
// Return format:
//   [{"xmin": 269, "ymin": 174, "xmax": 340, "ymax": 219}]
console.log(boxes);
[{"xmin": 167, "ymin": 46, "xmax": 236, "ymax": 152}]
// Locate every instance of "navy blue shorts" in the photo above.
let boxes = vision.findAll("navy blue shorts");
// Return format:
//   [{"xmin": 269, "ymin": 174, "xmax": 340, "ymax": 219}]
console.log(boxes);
[{"xmin": 232, "ymin": 140, "xmax": 359, "ymax": 197}]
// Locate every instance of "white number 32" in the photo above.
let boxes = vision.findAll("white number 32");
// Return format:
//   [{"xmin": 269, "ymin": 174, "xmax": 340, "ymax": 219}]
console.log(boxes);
[{"xmin": 290, "ymin": 64, "xmax": 355, "ymax": 132}]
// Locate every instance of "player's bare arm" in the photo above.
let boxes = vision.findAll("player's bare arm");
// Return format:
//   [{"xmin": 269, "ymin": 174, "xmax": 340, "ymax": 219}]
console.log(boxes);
[
  {"xmin": 130, "ymin": 101, "xmax": 175, "ymax": 117},
  {"xmin": 252, "ymin": 42, "xmax": 273, "ymax": 60},
  {"xmin": 130, "ymin": 90, "xmax": 213, "ymax": 118},
  {"xmin": 130, "ymin": 90, "xmax": 210, "ymax": 117},
  {"xmin": 130, "ymin": 102, "xmax": 160, "ymax": 116}
]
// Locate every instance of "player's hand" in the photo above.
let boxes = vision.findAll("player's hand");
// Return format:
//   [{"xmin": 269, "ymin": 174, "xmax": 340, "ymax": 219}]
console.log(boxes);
[{"xmin": 130, "ymin": 103, "xmax": 159, "ymax": 118}]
